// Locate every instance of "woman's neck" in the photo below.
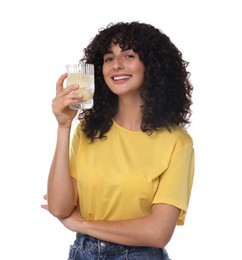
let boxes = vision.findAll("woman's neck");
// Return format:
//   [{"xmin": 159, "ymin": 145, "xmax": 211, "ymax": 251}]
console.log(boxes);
[{"xmin": 113, "ymin": 97, "xmax": 143, "ymax": 131}]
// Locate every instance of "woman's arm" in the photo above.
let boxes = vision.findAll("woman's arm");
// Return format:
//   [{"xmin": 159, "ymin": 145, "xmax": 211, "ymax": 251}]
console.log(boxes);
[
  {"xmin": 59, "ymin": 203, "xmax": 180, "ymax": 248},
  {"xmin": 46, "ymin": 74, "xmax": 81, "ymax": 218},
  {"xmin": 47, "ymin": 126, "xmax": 78, "ymax": 218}
]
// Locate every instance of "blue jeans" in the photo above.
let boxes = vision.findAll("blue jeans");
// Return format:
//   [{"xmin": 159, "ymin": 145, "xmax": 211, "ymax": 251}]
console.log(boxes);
[{"xmin": 68, "ymin": 233, "xmax": 170, "ymax": 259}]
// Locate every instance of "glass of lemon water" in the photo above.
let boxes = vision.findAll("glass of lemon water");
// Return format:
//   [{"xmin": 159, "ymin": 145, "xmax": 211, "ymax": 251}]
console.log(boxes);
[{"xmin": 66, "ymin": 63, "xmax": 95, "ymax": 110}]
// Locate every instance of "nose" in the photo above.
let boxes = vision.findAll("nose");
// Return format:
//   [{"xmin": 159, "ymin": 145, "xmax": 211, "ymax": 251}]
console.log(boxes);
[{"xmin": 112, "ymin": 57, "xmax": 124, "ymax": 70}]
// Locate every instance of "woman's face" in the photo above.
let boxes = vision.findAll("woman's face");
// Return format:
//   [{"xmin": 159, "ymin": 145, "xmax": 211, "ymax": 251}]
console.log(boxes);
[{"xmin": 102, "ymin": 43, "xmax": 145, "ymax": 97}]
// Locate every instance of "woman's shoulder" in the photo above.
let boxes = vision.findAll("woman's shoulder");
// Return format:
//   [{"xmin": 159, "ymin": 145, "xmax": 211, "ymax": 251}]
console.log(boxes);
[{"xmin": 157, "ymin": 126, "xmax": 193, "ymax": 147}]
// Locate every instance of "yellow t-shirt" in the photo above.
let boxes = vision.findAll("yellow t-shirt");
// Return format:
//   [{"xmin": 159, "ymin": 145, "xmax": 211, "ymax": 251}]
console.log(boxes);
[{"xmin": 69, "ymin": 121, "xmax": 194, "ymax": 225}]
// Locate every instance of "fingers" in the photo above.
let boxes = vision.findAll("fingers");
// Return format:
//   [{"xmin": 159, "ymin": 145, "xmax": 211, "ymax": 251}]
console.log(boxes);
[
  {"xmin": 41, "ymin": 194, "xmax": 49, "ymax": 211},
  {"xmin": 55, "ymin": 84, "xmax": 80, "ymax": 100},
  {"xmin": 52, "ymin": 88, "xmax": 82, "ymax": 113},
  {"xmin": 52, "ymin": 73, "xmax": 83, "ymax": 127},
  {"xmin": 41, "ymin": 204, "xmax": 49, "ymax": 211},
  {"xmin": 56, "ymin": 73, "xmax": 68, "ymax": 95},
  {"xmin": 56, "ymin": 73, "xmax": 80, "ymax": 96},
  {"xmin": 54, "ymin": 73, "xmax": 81, "ymax": 107}
]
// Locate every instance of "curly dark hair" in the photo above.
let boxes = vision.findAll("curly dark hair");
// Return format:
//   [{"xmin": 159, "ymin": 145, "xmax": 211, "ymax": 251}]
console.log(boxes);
[{"xmin": 79, "ymin": 21, "xmax": 193, "ymax": 142}]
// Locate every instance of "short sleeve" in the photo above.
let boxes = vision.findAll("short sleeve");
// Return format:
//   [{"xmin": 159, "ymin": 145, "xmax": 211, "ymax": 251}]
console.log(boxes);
[
  {"xmin": 152, "ymin": 143, "xmax": 195, "ymax": 225},
  {"xmin": 69, "ymin": 124, "xmax": 82, "ymax": 179}
]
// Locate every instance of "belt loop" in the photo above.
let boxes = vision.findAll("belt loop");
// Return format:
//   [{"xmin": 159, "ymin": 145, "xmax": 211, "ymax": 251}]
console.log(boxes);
[{"xmin": 79, "ymin": 234, "xmax": 86, "ymax": 249}]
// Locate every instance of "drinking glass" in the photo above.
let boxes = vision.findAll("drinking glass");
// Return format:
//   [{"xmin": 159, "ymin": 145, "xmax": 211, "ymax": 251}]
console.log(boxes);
[{"xmin": 66, "ymin": 63, "xmax": 95, "ymax": 110}]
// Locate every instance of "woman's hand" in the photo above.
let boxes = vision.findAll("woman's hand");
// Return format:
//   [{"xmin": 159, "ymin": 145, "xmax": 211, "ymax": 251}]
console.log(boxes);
[
  {"xmin": 41, "ymin": 194, "xmax": 49, "ymax": 211},
  {"xmin": 52, "ymin": 73, "xmax": 83, "ymax": 128}
]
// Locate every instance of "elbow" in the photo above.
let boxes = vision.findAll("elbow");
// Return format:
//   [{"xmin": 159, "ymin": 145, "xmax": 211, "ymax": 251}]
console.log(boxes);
[
  {"xmin": 149, "ymin": 230, "xmax": 173, "ymax": 248},
  {"xmin": 155, "ymin": 234, "xmax": 171, "ymax": 248},
  {"xmin": 47, "ymin": 195, "xmax": 76, "ymax": 219},
  {"xmin": 48, "ymin": 204, "xmax": 73, "ymax": 219},
  {"xmin": 50, "ymin": 209, "xmax": 70, "ymax": 219}
]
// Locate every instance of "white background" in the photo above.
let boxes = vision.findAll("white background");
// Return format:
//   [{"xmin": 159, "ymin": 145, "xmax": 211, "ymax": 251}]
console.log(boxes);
[{"xmin": 0, "ymin": 0, "xmax": 241, "ymax": 259}]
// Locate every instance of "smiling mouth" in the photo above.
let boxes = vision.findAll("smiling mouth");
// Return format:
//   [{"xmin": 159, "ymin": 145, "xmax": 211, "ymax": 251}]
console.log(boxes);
[{"xmin": 112, "ymin": 75, "xmax": 132, "ymax": 81}]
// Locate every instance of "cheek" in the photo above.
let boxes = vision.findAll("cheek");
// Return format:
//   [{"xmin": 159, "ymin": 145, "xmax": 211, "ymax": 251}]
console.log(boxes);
[
  {"xmin": 132, "ymin": 60, "xmax": 145, "ymax": 73},
  {"xmin": 136, "ymin": 64, "xmax": 145, "ymax": 81}
]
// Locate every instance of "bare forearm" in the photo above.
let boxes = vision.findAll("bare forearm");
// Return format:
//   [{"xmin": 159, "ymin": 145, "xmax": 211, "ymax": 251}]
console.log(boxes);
[
  {"xmin": 47, "ymin": 126, "xmax": 76, "ymax": 217},
  {"xmin": 84, "ymin": 217, "xmax": 162, "ymax": 247},
  {"xmin": 78, "ymin": 205, "xmax": 180, "ymax": 248}
]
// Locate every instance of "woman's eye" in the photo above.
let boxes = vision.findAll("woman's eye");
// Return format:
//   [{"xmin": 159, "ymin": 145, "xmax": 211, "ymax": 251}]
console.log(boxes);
[
  {"xmin": 125, "ymin": 54, "xmax": 135, "ymax": 59},
  {"xmin": 104, "ymin": 57, "xmax": 113, "ymax": 62}
]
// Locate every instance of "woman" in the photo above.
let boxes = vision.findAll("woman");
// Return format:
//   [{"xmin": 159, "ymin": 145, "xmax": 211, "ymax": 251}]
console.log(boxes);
[{"xmin": 42, "ymin": 21, "xmax": 194, "ymax": 259}]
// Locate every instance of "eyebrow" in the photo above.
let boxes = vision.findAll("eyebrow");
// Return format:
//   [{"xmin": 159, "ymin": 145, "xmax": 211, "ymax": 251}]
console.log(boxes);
[
  {"xmin": 103, "ymin": 48, "xmax": 133, "ymax": 55},
  {"xmin": 103, "ymin": 50, "xmax": 113, "ymax": 55}
]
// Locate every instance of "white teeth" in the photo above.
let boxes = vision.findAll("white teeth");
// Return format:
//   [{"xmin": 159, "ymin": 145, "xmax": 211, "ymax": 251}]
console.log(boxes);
[{"xmin": 113, "ymin": 76, "xmax": 131, "ymax": 81}]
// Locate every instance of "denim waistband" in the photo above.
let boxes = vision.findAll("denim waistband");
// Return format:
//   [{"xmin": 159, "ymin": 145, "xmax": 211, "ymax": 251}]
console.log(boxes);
[
  {"xmin": 73, "ymin": 233, "xmax": 170, "ymax": 259},
  {"xmin": 76, "ymin": 233, "xmax": 128, "ymax": 252}
]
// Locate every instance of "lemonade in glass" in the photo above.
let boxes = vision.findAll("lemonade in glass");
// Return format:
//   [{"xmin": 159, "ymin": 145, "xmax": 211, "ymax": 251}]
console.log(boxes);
[{"xmin": 66, "ymin": 63, "xmax": 95, "ymax": 110}]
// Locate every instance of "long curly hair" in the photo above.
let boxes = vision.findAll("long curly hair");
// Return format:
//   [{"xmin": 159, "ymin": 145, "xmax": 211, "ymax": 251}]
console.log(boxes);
[{"xmin": 79, "ymin": 21, "xmax": 193, "ymax": 142}]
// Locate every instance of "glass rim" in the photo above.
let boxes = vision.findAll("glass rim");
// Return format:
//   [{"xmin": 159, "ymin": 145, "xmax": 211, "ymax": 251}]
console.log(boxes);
[{"xmin": 66, "ymin": 63, "xmax": 94, "ymax": 74}]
